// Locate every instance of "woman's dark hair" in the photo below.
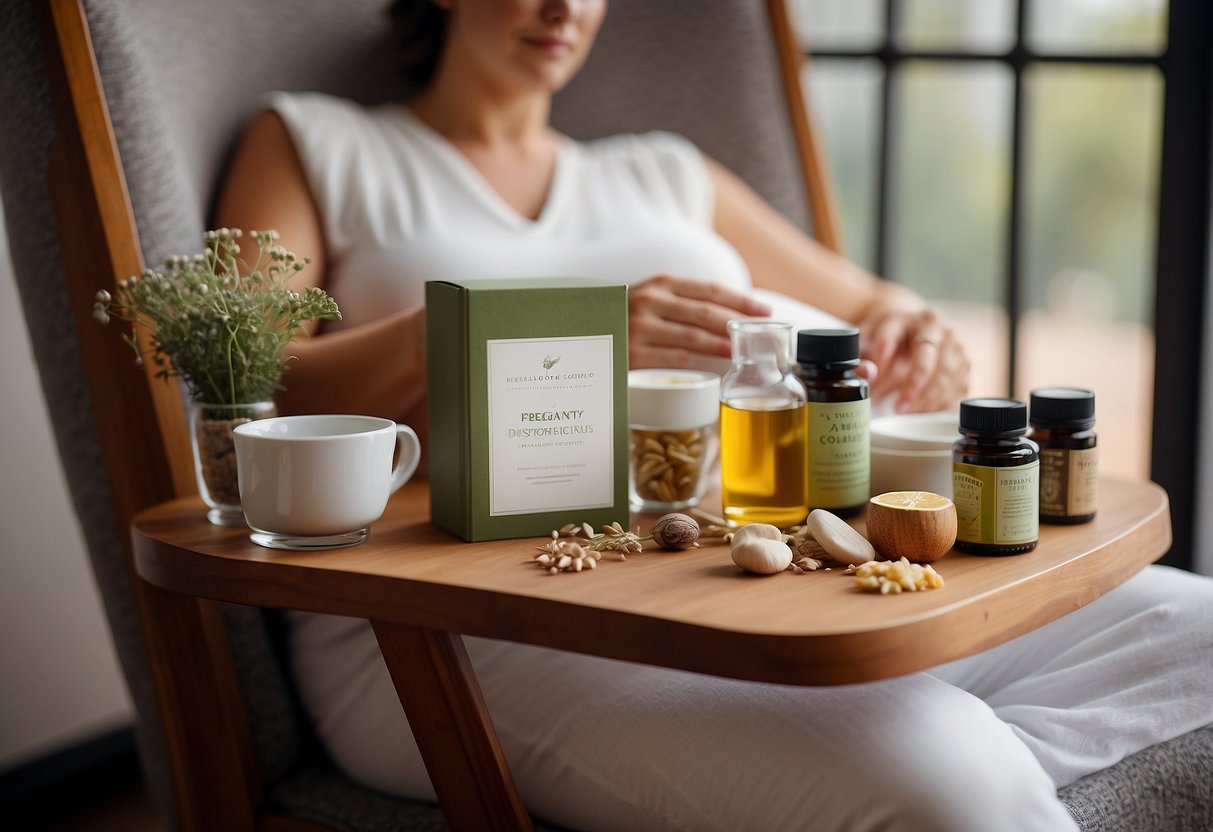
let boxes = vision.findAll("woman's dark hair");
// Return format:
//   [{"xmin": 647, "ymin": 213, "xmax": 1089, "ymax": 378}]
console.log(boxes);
[{"xmin": 388, "ymin": 1, "xmax": 448, "ymax": 91}]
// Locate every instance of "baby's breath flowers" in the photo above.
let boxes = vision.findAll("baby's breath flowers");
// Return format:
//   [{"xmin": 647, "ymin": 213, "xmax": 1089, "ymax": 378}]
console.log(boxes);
[{"xmin": 94, "ymin": 229, "xmax": 340, "ymax": 405}]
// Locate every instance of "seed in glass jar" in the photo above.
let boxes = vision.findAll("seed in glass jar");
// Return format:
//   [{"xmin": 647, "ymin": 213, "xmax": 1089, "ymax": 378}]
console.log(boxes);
[{"xmin": 630, "ymin": 427, "xmax": 710, "ymax": 504}]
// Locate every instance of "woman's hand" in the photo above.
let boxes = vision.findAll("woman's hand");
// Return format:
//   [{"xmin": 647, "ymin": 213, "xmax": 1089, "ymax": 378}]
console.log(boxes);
[
  {"xmin": 705, "ymin": 158, "xmax": 970, "ymax": 407},
  {"xmin": 859, "ymin": 306, "xmax": 969, "ymax": 413},
  {"xmin": 628, "ymin": 275, "xmax": 771, "ymax": 368}
]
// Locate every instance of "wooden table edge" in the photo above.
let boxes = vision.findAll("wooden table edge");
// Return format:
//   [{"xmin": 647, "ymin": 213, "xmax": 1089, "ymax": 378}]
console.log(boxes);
[{"xmin": 131, "ymin": 480, "xmax": 1171, "ymax": 687}]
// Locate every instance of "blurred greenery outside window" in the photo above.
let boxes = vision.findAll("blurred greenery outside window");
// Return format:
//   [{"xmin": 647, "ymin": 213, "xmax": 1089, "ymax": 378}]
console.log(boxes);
[{"xmin": 789, "ymin": 0, "xmax": 1166, "ymax": 480}]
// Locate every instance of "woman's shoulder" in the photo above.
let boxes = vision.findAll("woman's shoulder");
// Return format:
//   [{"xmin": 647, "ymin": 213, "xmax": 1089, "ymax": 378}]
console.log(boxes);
[
  {"xmin": 255, "ymin": 93, "xmax": 425, "ymax": 246},
  {"xmin": 262, "ymin": 91, "xmax": 419, "ymax": 175},
  {"xmin": 264, "ymin": 91, "xmax": 396, "ymax": 134}
]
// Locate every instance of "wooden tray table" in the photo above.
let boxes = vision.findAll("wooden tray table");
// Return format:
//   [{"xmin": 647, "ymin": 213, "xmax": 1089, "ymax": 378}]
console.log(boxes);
[{"xmin": 132, "ymin": 477, "xmax": 1170, "ymax": 831}]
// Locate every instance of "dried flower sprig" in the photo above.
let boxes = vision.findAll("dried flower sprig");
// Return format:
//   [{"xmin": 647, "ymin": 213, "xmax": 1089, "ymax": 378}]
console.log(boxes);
[
  {"xmin": 554, "ymin": 521, "xmax": 645, "ymax": 559},
  {"xmin": 533, "ymin": 514, "xmax": 702, "ymax": 574},
  {"xmin": 94, "ymin": 228, "xmax": 340, "ymax": 406},
  {"xmin": 532, "ymin": 525, "xmax": 631, "ymax": 574}
]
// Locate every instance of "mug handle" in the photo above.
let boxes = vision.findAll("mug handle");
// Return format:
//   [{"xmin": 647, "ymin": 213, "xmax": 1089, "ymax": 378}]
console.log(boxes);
[{"xmin": 389, "ymin": 424, "xmax": 422, "ymax": 494}]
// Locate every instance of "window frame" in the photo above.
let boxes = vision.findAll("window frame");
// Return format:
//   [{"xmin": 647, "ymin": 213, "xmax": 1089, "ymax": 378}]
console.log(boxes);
[{"xmin": 802, "ymin": 0, "xmax": 1209, "ymax": 570}]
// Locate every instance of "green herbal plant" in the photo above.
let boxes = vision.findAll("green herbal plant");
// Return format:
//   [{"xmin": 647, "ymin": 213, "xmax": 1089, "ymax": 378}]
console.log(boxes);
[{"xmin": 94, "ymin": 228, "xmax": 340, "ymax": 406}]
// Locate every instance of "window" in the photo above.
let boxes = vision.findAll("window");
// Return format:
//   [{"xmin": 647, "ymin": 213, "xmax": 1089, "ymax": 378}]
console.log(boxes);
[{"xmin": 788, "ymin": 0, "xmax": 1208, "ymax": 569}]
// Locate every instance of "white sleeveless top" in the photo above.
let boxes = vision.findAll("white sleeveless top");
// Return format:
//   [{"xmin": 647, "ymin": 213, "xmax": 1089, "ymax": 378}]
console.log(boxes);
[{"xmin": 268, "ymin": 92, "xmax": 753, "ymax": 330}]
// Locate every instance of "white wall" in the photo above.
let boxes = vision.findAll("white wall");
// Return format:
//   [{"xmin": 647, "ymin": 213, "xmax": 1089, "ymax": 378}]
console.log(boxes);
[{"xmin": 0, "ymin": 207, "xmax": 133, "ymax": 771}]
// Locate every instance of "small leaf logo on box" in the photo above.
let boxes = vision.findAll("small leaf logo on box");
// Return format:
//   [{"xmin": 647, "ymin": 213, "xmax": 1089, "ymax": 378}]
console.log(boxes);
[{"xmin": 542, "ymin": 355, "xmax": 561, "ymax": 370}]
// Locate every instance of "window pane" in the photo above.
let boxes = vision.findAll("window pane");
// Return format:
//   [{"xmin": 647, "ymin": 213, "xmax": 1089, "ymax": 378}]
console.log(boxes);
[
  {"xmin": 937, "ymin": 301, "xmax": 1010, "ymax": 401},
  {"xmin": 804, "ymin": 58, "xmax": 882, "ymax": 270},
  {"xmin": 897, "ymin": 0, "xmax": 1016, "ymax": 52},
  {"xmin": 1027, "ymin": 0, "xmax": 1167, "ymax": 54},
  {"xmin": 789, "ymin": 0, "xmax": 884, "ymax": 51},
  {"xmin": 891, "ymin": 62, "xmax": 1012, "ymax": 395},
  {"xmin": 1018, "ymin": 65, "xmax": 1162, "ymax": 479}
]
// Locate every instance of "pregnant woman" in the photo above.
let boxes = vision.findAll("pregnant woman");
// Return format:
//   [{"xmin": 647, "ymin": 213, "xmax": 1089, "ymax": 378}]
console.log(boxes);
[{"xmin": 214, "ymin": 2, "xmax": 1213, "ymax": 829}]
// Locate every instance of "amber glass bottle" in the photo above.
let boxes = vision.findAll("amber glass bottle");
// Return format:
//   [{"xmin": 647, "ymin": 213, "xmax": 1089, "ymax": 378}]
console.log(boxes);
[
  {"xmin": 952, "ymin": 398, "xmax": 1039, "ymax": 555},
  {"xmin": 795, "ymin": 328, "xmax": 869, "ymax": 515},
  {"xmin": 1030, "ymin": 388, "xmax": 1097, "ymax": 524}
]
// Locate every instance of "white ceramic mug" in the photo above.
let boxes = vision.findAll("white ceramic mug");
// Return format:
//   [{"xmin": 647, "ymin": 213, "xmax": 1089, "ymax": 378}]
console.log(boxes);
[{"xmin": 233, "ymin": 414, "xmax": 421, "ymax": 550}]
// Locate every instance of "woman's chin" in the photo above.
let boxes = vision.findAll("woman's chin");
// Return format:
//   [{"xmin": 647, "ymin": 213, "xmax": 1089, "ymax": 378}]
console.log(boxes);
[{"xmin": 511, "ymin": 55, "xmax": 591, "ymax": 93}]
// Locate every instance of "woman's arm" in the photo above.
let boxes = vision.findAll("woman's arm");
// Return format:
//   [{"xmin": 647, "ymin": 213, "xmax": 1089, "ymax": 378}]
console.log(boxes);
[
  {"xmin": 212, "ymin": 111, "xmax": 428, "ymax": 424},
  {"xmin": 707, "ymin": 157, "xmax": 970, "ymax": 413}
]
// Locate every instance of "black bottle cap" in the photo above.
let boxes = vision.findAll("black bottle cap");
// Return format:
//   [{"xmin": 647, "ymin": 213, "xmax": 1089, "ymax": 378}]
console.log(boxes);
[
  {"xmin": 959, "ymin": 398, "xmax": 1028, "ymax": 436},
  {"xmin": 1030, "ymin": 388, "xmax": 1095, "ymax": 429},
  {"xmin": 796, "ymin": 328, "xmax": 860, "ymax": 366}
]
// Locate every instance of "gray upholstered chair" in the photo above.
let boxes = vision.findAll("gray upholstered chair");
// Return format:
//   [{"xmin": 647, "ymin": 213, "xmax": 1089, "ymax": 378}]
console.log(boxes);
[{"xmin": 0, "ymin": 0, "xmax": 1208, "ymax": 829}]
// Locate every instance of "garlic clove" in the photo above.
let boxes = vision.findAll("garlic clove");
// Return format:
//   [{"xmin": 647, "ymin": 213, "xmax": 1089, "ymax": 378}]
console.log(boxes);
[
  {"xmin": 730, "ymin": 523, "xmax": 784, "ymax": 547},
  {"xmin": 806, "ymin": 509, "xmax": 876, "ymax": 566},
  {"xmin": 731, "ymin": 538, "xmax": 793, "ymax": 575}
]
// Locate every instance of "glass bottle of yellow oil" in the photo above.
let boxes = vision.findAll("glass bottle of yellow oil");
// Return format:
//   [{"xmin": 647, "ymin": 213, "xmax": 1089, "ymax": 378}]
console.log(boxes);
[{"xmin": 720, "ymin": 320, "xmax": 808, "ymax": 527}]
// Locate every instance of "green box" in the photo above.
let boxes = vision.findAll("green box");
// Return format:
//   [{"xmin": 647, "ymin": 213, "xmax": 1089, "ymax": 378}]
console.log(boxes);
[{"xmin": 426, "ymin": 278, "xmax": 630, "ymax": 541}]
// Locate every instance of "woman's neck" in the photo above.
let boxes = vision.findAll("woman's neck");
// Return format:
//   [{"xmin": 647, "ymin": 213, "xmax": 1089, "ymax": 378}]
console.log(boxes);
[
  {"xmin": 406, "ymin": 62, "xmax": 564, "ymax": 222},
  {"xmin": 409, "ymin": 66, "xmax": 553, "ymax": 150}
]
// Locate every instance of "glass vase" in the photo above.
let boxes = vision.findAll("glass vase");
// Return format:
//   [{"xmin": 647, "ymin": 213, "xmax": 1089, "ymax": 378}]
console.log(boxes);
[{"xmin": 188, "ymin": 400, "xmax": 278, "ymax": 526}]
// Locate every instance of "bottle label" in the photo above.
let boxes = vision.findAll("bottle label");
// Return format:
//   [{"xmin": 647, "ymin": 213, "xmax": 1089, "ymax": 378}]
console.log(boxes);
[
  {"xmin": 953, "ymin": 460, "xmax": 1039, "ymax": 546},
  {"xmin": 807, "ymin": 399, "xmax": 869, "ymax": 509},
  {"xmin": 1040, "ymin": 446, "xmax": 1099, "ymax": 517}
]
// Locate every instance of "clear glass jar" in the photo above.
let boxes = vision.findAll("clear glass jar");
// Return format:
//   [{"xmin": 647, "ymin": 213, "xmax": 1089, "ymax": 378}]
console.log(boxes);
[
  {"xmin": 719, "ymin": 320, "xmax": 809, "ymax": 527},
  {"xmin": 628, "ymin": 369, "xmax": 720, "ymax": 512},
  {"xmin": 188, "ymin": 399, "xmax": 278, "ymax": 526}
]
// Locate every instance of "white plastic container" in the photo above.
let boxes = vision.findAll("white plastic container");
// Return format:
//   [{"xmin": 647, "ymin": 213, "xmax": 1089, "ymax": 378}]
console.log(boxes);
[{"xmin": 869, "ymin": 411, "xmax": 958, "ymax": 498}]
